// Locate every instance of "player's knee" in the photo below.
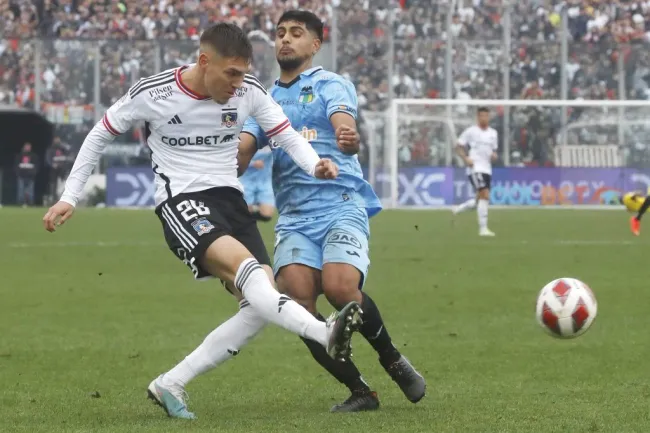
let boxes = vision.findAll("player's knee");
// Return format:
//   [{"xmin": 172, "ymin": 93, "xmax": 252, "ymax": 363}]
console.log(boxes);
[
  {"xmin": 321, "ymin": 267, "xmax": 363, "ymax": 310},
  {"xmin": 479, "ymin": 188, "xmax": 490, "ymax": 200}
]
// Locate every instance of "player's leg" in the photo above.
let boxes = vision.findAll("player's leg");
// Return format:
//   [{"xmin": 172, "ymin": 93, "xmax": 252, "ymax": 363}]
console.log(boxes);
[
  {"xmin": 631, "ymin": 195, "xmax": 650, "ymax": 235},
  {"xmin": 199, "ymin": 229, "xmax": 359, "ymax": 359},
  {"xmin": 453, "ymin": 174, "xmax": 478, "ymax": 214},
  {"xmin": 149, "ymin": 190, "xmax": 360, "ymax": 418},
  {"xmin": 321, "ymin": 209, "xmax": 426, "ymax": 404},
  {"xmin": 220, "ymin": 188, "xmax": 361, "ymax": 357},
  {"xmin": 476, "ymin": 174, "xmax": 495, "ymax": 236},
  {"xmin": 274, "ymin": 232, "xmax": 379, "ymax": 412},
  {"xmin": 148, "ymin": 298, "xmax": 267, "ymax": 419}
]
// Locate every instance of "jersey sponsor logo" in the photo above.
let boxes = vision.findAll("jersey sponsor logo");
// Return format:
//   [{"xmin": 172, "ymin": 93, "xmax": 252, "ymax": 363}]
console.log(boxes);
[
  {"xmin": 234, "ymin": 87, "xmax": 248, "ymax": 97},
  {"xmin": 221, "ymin": 109, "xmax": 238, "ymax": 127},
  {"xmin": 161, "ymin": 135, "xmax": 221, "ymax": 146},
  {"xmin": 299, "ymin": 126, "xmax": 318, "ymax": 142},
  {"xmin": 326, "ymin": 231, "xmax": 362, "ymax": 249},
  {"xmin": 221, "ymin": 134, "xmax": 235, "ymax": 143},
  {"xmin": 298, "ymin": 86, "xmax": 315, "ymax": 103},
  {"xmin": 191, "ymin": 217, "xmax": 215, "ymax": 236},
  {"xmin": 149, "ymin": 84, "xmax": 173, "ymax": 102}
]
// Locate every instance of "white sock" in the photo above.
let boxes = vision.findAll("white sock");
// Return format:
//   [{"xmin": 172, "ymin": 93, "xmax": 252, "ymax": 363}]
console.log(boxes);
[
  {"xmin": 478, "ymin": 199, "xmax": 489, "ymax": 229},
  {"xmin": 235, "ymin": 258, "xmax": 328, "ymax": 347},
  {"xmin": 455, "ymin": 198, "xmax": 476, "ymax": 213},
  {"xmin": 163, "ymin": 300, "xmax": 267, "ymax": 388}
]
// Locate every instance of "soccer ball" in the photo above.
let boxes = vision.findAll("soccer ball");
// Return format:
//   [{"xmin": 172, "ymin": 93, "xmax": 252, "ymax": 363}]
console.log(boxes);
[{"xmin": 535, "ymin": 278, "xmax": 598, "ymax": 338}]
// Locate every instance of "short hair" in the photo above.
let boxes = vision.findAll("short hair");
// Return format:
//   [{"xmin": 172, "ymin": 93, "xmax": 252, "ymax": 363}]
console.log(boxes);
[
  {"xmin": 199, "ymin": 23, "xmax": 252, "ymax": 60},
  {"xmin": 477, "ymin": 106, "xmax": 489, "ymax": 114},
  {"xmin": 277, "ymin": 10, "xmax": 324, "ymax": 41}
]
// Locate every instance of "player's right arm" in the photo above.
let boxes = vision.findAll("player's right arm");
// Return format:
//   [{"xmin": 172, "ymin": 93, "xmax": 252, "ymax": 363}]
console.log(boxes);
[
  {"xmin": 43, "ymin": 92, "xmax": 143, "ymax": 232},
  {"xmin": 456, "ymin": 127, "xmax": 473, "ymax": 167}
]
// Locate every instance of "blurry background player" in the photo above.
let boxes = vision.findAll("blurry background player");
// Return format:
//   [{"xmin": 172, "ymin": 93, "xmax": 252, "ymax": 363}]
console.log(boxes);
[
  {"xmin": 452, "ymin": 107, "xmax": 498, "ymax": 237},
  {"xmin": 15, "ymin": 142, "xmax": 39, "ymax": 207},
  {"xmin": 240, "ymin": 146, "xmax": 275, "ymax": 221},
  {"xmin": 239, "ymin": 10, "xmax": 426, "ymax": 412},
  {"xmin": 622, "ymin": 191, "xmax": 650, "ymax": 235}
]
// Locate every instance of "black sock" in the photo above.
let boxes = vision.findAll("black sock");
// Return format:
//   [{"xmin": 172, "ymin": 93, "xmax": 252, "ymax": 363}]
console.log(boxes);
[
  {"xmin": 637, "ymin": 197, "xmax": 650, "ymax": 221},
  {"xmin": 300, "ymin": 313, "xmax": 371, "ymax": 394},
  {"xmin": 359, "ymin": 292, "xmax": 401, "ymax": 364}
]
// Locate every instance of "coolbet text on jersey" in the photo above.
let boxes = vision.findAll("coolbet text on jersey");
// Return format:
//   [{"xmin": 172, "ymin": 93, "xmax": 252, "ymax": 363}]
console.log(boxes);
[{"xmin": 60, "ymin": 65, "xmax": 320, "ymax": 208}]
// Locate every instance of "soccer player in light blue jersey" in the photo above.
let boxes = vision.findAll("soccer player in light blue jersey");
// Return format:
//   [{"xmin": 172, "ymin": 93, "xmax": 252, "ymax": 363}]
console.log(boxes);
[
  {"xmin": 238, "ymin": 10, "xmax": 426, "ymax": 412},
  {"xmin": 240, "ymin": 147, "xmax": 276, "ymax": 221}
]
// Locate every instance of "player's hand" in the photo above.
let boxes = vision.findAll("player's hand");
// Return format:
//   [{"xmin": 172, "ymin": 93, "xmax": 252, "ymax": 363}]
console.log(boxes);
[
  {"xmin": 314, "ymin": 158, "xmax": 339, "ymax": 180},
  {"xmin": 465, "ymin": 158, "xmax": 474, "ymax": 167},
  {"xmin": 252, "ymin": 160, "xmax": 265, "ymax": 169},
  {"xmin": 336, "ymin": 125, "xmax": 359, "ymax": 154},
  {"xmin": 43, "ymin": 201, "xmax": 75, "ymax": 232}
]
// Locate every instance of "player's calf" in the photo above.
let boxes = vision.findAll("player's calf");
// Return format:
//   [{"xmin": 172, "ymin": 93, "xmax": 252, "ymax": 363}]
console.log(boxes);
[
  {"xmin": 477, "ymin": 187, "xmax": 494, "ymax": 236},
  {"xmin": 320, "ymin": 262, "xmax": 425, "ymax": 402}
]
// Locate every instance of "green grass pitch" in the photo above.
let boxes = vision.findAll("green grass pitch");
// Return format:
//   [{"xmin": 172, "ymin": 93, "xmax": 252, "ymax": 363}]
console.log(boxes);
[{"xmin": 1, "ymin": 207, "xmax": 649, "ymax": 432}]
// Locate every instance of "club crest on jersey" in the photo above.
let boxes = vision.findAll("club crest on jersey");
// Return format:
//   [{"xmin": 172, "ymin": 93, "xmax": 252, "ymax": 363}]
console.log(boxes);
[
  {"xmin": 191, "ymin": 218, "xmax": 214, "ymax": 236},
  {"xmin": 221, "ymin": 109, "xmax": 238, "ymax": 127},
  {"xmin": 298, "ymin": 86, "xmax": 314, "ymax": 103}
]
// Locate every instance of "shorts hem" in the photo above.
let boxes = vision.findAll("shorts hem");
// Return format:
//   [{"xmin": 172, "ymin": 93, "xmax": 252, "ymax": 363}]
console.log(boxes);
[{"xmin": 273, "ymin": 260, "xmax": 322, "ymax": 277}]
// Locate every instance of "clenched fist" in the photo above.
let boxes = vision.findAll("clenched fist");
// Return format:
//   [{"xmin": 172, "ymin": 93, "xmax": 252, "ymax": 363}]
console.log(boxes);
[
  {"xmin": 336, "ymin": 124, "xmax": 360, "ymax": 155},
  {"xmin": 314, "ymin": 158, "xmax": 339, "ymax": 179}
]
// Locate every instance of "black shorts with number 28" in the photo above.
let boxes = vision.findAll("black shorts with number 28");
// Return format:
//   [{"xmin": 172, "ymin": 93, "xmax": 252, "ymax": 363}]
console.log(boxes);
[
  {"xmin": 155, "ymin": 187, "xmax": 271, "ymax": 280},
  {"xmin": 468, "ymin": 172, "xmax": 492, "ymax": 192}
]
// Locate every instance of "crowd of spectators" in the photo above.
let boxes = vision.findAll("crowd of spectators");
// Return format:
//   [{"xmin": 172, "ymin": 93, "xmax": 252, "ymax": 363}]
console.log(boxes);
[{"xmin": 2, "ymin": 0, "xmax": 650, "ymax": 167}]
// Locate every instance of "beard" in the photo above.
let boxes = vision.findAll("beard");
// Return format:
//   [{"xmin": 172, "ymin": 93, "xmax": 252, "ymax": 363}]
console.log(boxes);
[{"xmin": 277, "ymin": 53, "xmax": 310, "ymax": 72}]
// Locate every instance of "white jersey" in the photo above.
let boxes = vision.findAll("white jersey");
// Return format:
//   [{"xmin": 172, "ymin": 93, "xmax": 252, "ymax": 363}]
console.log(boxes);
[
  {"xmin": 457, "ymin": 125, "xmax": 498, "ymax": 175},
  {"xmin": 61, "ymin": 65, "xmax": 321, "ymax": 207}
]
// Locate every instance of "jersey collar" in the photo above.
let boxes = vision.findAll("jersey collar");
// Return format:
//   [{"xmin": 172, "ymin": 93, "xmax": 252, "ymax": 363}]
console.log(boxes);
[
  {"xmin": 175, "ymin": 65, "xmax": 211, "ymax": 100},
  {"xmin": 275, "ymin": 66, "xmax": 323, "ymax": 88}
]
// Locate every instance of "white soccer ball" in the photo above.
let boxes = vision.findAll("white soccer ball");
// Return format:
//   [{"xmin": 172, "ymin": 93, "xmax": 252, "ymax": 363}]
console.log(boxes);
[{"xmin": 535, "ymin": 278, "xmax": 598, "ymax": 338}]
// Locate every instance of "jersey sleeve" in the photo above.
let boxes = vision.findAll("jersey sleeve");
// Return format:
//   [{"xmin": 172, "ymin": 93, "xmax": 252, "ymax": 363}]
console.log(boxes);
[
  {"xmin": 60, "ymin": 91, "xmax": 145, "ymax": 206},
  {"xmin": 249, "ymin": 81, "xmax": 320, "ymax": 176},
  {"xmin": 457, "ymin": 127, "xmax": 471, "ymax": 146},
  {"xmin": 321, "ymin": 78, "xmax": 358, "ymax": 120},
  {"xmin": 492, "ymin": 130, "xmax": 499, "ymax": 151},
  {"xmin": 241, "ymin": 117, "xmax": 268, "ymax": 150}
]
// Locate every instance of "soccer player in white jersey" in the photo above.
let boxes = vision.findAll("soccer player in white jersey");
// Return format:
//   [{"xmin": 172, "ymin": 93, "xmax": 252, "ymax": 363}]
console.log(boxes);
[
  {"xmin": 41, "ymin": 23, "xmax": 362, "ymax": 419},
  {"xmin": 453, "ymin": 107, "xmax": 498, "ymax": 236}
]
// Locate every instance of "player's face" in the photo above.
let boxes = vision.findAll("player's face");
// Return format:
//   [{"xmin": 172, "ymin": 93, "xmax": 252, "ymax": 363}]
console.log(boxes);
[
  {"xmin": 477, "ymin": 111, "xmax": 490, "ymax": 128},
  {"xmin": 199, "ymin": 48, "xmax": 250, "ymax": 104},
  {"xmin": 275, "ymin": 21, "xmax": 320, "ymax": 71}
]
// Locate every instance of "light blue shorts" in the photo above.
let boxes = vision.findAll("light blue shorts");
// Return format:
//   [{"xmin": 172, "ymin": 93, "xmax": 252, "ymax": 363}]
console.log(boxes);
[
  {"xmin": 273, "ymin": 207, "xmax": 370, "ymax": 288},
  {"xmin": 241, "ymin": 179, "xmax": 275, "ymax": 207}
]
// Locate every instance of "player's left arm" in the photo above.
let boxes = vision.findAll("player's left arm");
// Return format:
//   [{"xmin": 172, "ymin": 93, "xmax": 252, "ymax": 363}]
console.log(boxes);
[
  {"xmin": 322, "ymin": 78, "xmax": 360, "ymax": 155},
  {"xmin": 249, "ymin": 82, "xmax": 337, "ymax": 179}
]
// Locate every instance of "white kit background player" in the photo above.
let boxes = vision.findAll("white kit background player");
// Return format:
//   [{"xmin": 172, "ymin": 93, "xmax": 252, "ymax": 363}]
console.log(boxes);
[
  {"xmin": 453, "ymin": 106, "xmax": 498, "ymax": 237},
  {"xmin": 41, "ymin": 23, "xmax": 362, "ymax": 419}
]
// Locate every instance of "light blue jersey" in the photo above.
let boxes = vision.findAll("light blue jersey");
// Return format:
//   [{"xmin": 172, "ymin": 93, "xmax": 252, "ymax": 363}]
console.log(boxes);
[
  {"xmin": 242, "ymin": 66, "xmax": 381, "ymax": 218},
  {"xmin": 240, "ymin": 147, "xmax": 274, "ymax": 206},
  {"xmin": 242, "ymin": 67, "xmax": 381, "ymax": 286}
]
